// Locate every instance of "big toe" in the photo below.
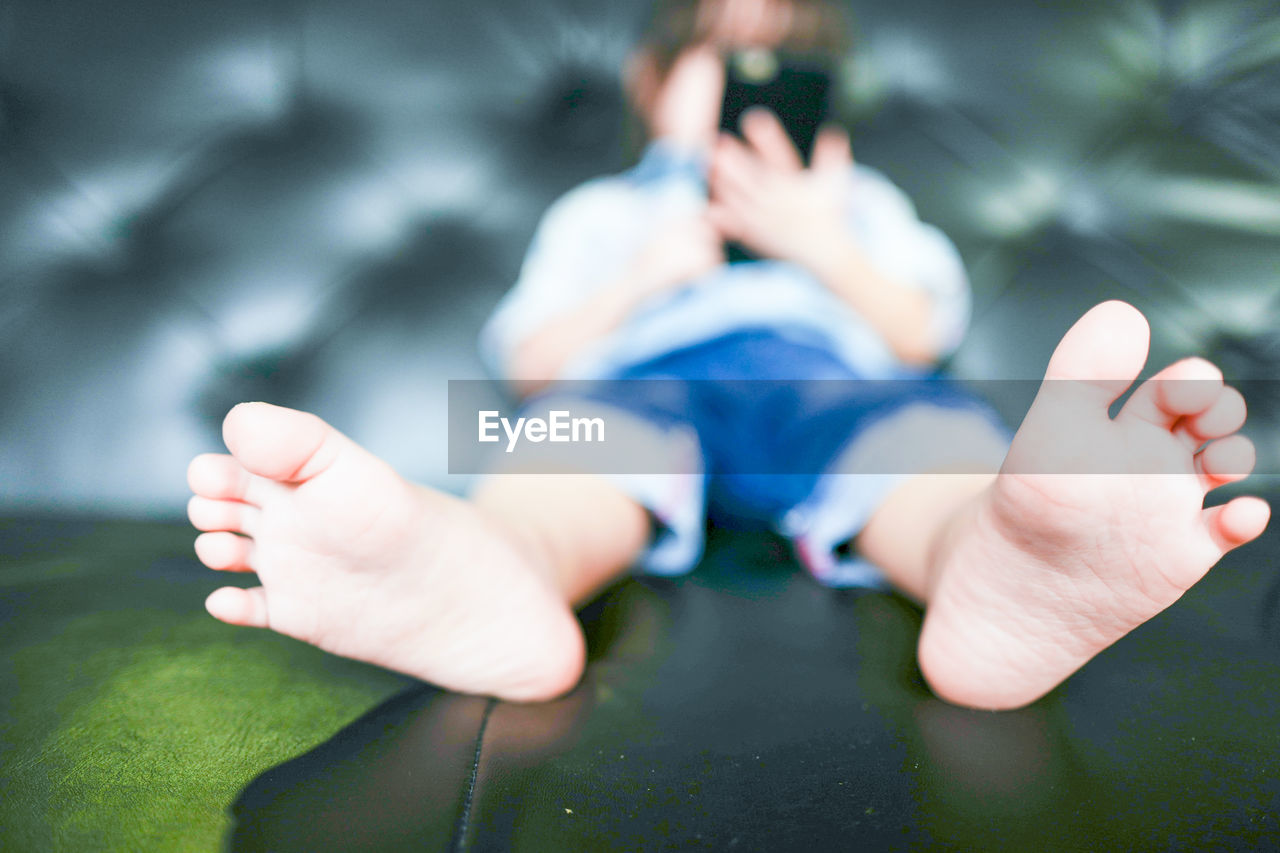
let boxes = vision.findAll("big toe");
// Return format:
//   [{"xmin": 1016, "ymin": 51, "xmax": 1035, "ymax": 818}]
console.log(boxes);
[
  {"xmin": 222, "ymin": 402, "xmax": 342, "ymax": 483},
  {"xmin": 1044, "ymin": 300, "xmax": 1150, "ymax": 402}
]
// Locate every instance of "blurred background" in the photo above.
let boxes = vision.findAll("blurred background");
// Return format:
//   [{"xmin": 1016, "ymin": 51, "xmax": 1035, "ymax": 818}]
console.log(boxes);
[{"xmin": 1, "ymin": 0, "xmax": 1278, "ymax": 516}]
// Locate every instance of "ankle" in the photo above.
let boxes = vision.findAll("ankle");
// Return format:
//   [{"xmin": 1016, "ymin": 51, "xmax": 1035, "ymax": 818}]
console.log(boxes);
[
  {"xmin": 473, "ymin": 505, "xmax": 566, "ymax": 594},
  {"xmin": 919, "ymin": 479, "xmax": 996, "ymax": 601}
]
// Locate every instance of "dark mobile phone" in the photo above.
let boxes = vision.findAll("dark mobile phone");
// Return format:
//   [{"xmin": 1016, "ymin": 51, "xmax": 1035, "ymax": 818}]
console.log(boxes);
[
  {"xmin": 719, "ymin": 49, "xmax": 833, "ymax": 262},
  {"xmin": 720, "ymin": 49, "xmax": 832, "ymax": 163}
]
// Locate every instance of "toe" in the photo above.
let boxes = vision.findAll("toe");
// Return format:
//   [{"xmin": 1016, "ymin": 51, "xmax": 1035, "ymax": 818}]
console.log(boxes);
[
  {"xmin": 1043, "ymin": 300, "xmax": 1150, "ymax": 404},
  {"xmin": 187, "ymin": 453, "xmax": 266, "ymax": 504},
  {"xmin": 222, "ymin": 402, "xmax": 346, "ymax": 483},
  {"xmin": 1203, "ymin": 496, "xmax": 1270, "ymax": 552},
  {"xmin": 1118, "ymin": 357, "xmax": 1222, "ymax": 432},
  {"xmin": 1196, "ymin": 434, "xmax": 1256, "ymax": 487},
  {"xmin": 188, "ymin": 495, "xmax": 259, "ymax": 535},
  {"xmin": 194, "ymin": 531, "xmax": 255, "ymax": 571},
  {"xmin": 206, "ymin": 586, "xmax": 269, "ymax": 628},
  {"xmin": 1179, "ymin": 385, "xmax": 1247, "ymax": 446}
]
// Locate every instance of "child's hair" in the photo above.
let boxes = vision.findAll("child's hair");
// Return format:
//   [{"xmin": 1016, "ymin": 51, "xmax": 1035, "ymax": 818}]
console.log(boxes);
[{"xmin": 636, "ymin": 0, "xmax": 853, "ymax": 85}]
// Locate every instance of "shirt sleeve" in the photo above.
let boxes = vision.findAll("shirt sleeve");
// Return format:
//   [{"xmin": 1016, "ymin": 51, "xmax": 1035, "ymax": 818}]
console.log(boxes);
[
  {"xmin": 478, "ymin": 178, "xmax": 643, "ymax": 379},
  {"xmin": 845, "ymin": 167, "xmax": 972, "ymax": 357}
]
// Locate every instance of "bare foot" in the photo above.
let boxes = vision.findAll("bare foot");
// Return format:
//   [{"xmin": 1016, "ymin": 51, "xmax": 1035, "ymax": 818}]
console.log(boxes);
[
  {"xmin": 920, "ymin": 301, "xmax": 1270, "ymax": 710},
  {"xmin": 186, "ymin": 403, "xmax": 585, "ymax": 702}
]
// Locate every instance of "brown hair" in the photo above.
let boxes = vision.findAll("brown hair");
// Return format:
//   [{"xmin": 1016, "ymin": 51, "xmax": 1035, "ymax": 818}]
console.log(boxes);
[{"xmin": 636, "ymin": 0, "xmax": 853, "ymax": 84}]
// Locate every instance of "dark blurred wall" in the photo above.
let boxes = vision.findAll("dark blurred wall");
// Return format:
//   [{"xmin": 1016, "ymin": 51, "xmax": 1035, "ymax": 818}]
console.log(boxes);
[{"xmin": 1, "ymin": 0, "xmax": 1277, "ymax": 515}]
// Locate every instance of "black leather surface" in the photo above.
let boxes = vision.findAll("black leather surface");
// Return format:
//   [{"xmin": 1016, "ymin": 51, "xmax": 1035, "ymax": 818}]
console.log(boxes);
[
  {"xmin": 231, "ymin": 525, "xmax": 1280, "ymax": 852},
  {"xmin": 232, "ymin": 688, "xmax": 493, "ymax": 852}
]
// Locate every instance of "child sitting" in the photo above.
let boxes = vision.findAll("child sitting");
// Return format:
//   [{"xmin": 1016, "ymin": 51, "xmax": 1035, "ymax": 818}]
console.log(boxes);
[{"xmin": 186, "ymin": 0, "xmax": 1268, "ymax": 711}]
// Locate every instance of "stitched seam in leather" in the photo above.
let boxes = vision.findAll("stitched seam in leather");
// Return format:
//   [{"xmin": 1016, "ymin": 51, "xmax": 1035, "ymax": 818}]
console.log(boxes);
[{"xmin": 451, "ymin": 698, "xmax": 497, "ymax": 852}]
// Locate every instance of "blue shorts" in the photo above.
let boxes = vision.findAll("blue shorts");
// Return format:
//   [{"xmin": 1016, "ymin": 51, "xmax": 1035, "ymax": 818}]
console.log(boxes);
[{"xmin": 525, "ymin": 330, "xmax": 1009, "ymax": 587}]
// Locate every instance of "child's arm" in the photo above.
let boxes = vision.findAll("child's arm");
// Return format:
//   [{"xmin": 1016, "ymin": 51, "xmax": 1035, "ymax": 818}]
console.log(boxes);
[
  {"xmin": 790, "ymin": 234, "xmax": 940, "ymax": 366},
  {"xmin": 507, "ymin": 214, "xmax": 723, "ymax": 395}
]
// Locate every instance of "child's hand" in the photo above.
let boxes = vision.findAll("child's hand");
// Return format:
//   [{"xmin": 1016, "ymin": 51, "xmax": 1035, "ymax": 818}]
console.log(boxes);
[
  {"xmin": 707, "ymin": 109, "xmax": 854, "ymax": 271},
  {"xmin": 628, "ymin": 213, "xmax": 726, "ymax": 300},
  {"xmin": 640, "ymin": 45, "xmax": 725, "ymax": 152}
]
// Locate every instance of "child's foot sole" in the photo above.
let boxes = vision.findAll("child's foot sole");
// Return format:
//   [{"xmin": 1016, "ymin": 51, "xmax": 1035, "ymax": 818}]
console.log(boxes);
[
  {"xmin": 187, "ymin": 402, "xmax": 585, "ymax": 702},
  {"xmin": 919, "ymin": 301, "xmax": 1269, "ymax": 710}
]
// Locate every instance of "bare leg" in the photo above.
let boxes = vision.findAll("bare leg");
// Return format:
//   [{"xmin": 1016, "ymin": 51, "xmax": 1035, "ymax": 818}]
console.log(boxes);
[
  {"xmin": 471, "ymin": 474, "xmax": 652, "ymax": 607},
  {"xmin": 854, "ymin": 473, "xmax": 995, "ymax": 604},
  {"xmin": 856, "ymin": 302, "xmax": 1270, "ymax": 710},
  {"xmin": 187, "ymin": 403, "xmax": 647, "ymax": 702}
]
